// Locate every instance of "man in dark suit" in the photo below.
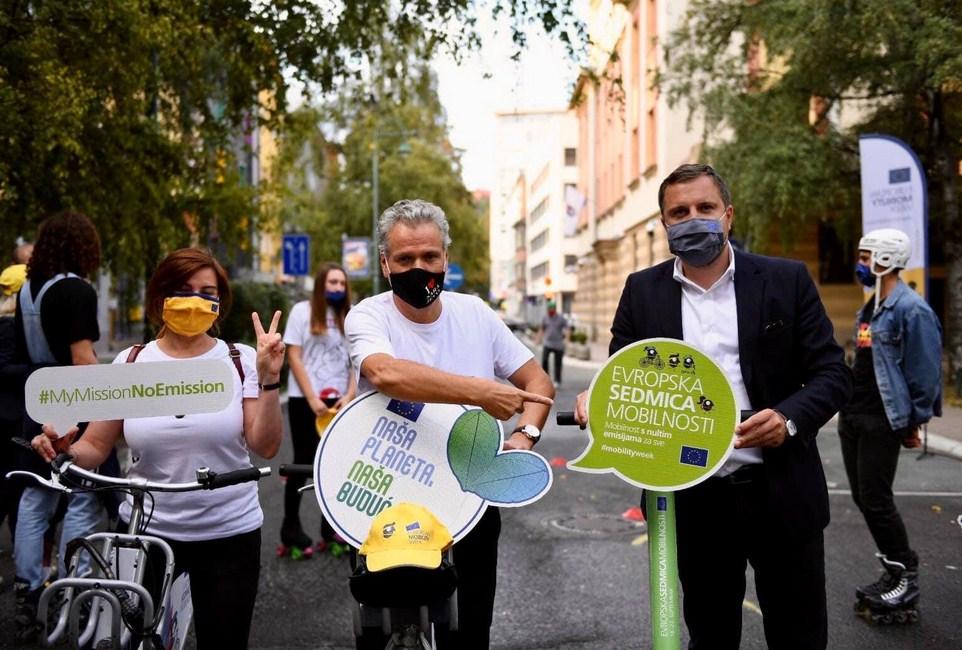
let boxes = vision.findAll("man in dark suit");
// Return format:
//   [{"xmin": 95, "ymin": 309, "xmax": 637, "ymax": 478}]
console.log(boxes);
[{"xmin": 574, "ymin": 164, "xmax": 852, "ymax": 649}]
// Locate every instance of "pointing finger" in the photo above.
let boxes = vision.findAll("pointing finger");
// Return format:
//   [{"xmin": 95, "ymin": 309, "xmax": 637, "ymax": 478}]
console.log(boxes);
[{"xmin": 520, "ymin": 391, "xmax": 553, "ymax": 406}]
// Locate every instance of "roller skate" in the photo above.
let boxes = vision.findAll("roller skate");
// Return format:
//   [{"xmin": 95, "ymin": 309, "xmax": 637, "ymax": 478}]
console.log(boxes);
[
  {"xmin": 855, "ymin": 554, "xmax": 919, "ymax": 624},
  {"xmin": 317, "ymin": 516, "xmax": 350, "ymax": 557},
  {"xmin": 317, "ymin": 532, "xmax": 350, "ymax": 557},
  {"xmin": 277, "ymin": 519, "xmax": 314, "ymax": 560}
]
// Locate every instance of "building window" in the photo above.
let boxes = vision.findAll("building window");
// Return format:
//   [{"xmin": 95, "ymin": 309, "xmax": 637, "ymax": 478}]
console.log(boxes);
[
  {"xmin": 530, "ymin": 229, "xmax": 549, "ymax": 252},
  {"xmin": 564, "ymin": 147, "xmax": 577, "ymax": 166},
  {"xmin": 564, "ymin": 255, "xmax": 578, "ymax": 273},
  {"xmin": 531, "ymin": 261, "xmax": 550, "ymax": 281},
  {"xmin": 529, "ymin": 197, "xmax": 549, "ymax": 224},
  {"xmin": 818, "ymin": 220, "xmax": 854, "ymax": 284}
]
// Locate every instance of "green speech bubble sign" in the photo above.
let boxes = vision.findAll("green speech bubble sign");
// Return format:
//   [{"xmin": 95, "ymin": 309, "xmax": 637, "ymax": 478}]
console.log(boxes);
[{"xmin": 569, "ymin": 338, "xmax": 736, "ymax": 491}]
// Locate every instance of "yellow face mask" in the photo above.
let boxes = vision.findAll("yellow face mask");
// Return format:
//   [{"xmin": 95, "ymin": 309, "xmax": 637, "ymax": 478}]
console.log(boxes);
[{"xmin": 162, "ymin": 292, "xmax": 220, "ymax": 337}]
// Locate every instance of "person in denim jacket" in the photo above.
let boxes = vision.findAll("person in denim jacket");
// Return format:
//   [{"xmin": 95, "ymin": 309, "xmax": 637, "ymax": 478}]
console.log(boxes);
[{"xmin": 839, "ymin": 228, "xmax": 942, "ymax": 624}]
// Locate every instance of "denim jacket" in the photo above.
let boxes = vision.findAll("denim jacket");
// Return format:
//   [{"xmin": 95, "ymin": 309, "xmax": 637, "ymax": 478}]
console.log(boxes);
[{"xmin": 865, "ymin": 280, "xmax": 943, "ymax": 430}]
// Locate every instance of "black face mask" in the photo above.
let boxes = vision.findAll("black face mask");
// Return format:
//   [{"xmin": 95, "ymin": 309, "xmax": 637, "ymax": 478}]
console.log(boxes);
[{"xmin": 388, "ymin": 266, "xmax": 445, "ymax": 309}]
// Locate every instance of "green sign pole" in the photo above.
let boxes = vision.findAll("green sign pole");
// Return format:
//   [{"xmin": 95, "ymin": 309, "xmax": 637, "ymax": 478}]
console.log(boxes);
[
  {"xmin": 646, "ymin": 491, "xmax": 680, "ymax": 650},
  {"xmin": 568, "ymin": 338, "xmax": 738, "ymax": 649}
]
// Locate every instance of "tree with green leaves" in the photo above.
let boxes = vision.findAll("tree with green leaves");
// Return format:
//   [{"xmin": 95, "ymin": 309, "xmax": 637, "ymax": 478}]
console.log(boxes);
[
  {"xmin": 660, "ymin": 0, "xmax": 962, "ymax": 383},
  {"xmin": 272, "ymin": 43, "xmax": 489, "ymax": 298},
  {"xmin": 0, "ymin": 1, "xmax": 579, "ymax": 282}
]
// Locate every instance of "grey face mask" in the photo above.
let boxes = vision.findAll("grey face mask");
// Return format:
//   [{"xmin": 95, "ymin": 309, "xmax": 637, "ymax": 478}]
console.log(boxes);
[{"xmin": 666, "ymin": 217, "xmax": 727, "ymax": 267}]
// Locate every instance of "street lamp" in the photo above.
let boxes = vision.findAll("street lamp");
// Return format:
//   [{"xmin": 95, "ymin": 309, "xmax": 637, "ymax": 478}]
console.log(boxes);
[{"xmin": 371, "ymin": 128, "xmax": 413, "ymax": 294}]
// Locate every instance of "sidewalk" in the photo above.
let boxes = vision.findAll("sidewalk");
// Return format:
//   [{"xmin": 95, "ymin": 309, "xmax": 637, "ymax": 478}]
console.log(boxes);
[{"xmin": 532, "ymin": 337, "xmax": 962, "ymax": 461}]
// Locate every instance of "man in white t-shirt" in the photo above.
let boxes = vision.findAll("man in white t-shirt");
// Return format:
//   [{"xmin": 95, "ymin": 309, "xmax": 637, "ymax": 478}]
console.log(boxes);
[{"xmin": 346, "ymin": 199, "xmax": 554, "ymax": 649}]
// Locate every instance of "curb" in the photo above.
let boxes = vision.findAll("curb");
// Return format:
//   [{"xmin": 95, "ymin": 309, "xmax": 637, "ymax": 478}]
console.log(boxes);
[{"xmin": 918, "ymin": 431, "xmax": 962, "ymax": 461}]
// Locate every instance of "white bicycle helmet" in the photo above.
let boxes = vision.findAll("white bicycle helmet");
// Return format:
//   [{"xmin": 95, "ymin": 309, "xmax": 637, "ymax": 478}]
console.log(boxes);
[{"xmin": 858, "ymin": 228, "xmax": 912, "ymax": 272}]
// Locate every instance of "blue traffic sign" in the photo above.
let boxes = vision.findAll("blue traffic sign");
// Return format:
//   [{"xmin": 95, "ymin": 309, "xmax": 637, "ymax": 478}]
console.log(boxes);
[
  {"xmin": 283, "ymin": 234, "xmax": 311, "ymax": 276},
  {"xmin": 444, "ymin": 263, "xmax": 465, "ymax": 291}
]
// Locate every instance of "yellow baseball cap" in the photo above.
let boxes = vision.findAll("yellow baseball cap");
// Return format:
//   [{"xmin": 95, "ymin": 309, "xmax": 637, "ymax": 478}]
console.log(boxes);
[
  {"xmin": 359, "ymin": 502, "xmax": 453, "ymax": 572},
  {"xmin": 0, "ymin": 264, "xmax": 26, "ymax": 296}
]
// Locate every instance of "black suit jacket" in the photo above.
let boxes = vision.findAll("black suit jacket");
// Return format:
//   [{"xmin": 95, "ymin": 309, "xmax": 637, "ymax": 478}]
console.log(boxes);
[{"xmin": 610, "ymin": 250, "xmax": 852, "ymax": 539}]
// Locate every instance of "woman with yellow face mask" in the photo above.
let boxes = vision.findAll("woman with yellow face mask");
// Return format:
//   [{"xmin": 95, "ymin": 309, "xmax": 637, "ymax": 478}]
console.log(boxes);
[{"xmin": 31, "ymin": 247, "xmax": 285, "ymax": 649}]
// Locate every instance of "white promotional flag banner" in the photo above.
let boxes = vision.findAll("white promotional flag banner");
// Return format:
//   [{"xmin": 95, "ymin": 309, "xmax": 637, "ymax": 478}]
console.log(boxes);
[
  {"xmin": 858, "ymin": 134, "xmax": 928, "ymax": 298},
  {"xmin": 564, "ymin": 185, "xmax": 586, "ymax": 238}
]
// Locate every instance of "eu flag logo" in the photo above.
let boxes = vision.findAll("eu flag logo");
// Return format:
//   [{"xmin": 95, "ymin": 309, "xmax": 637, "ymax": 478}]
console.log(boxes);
[
  {"xmin": 679, "ymin": 446, "xmax": 709, "ymax": 468},
  {"xmin": 657, "ymin": 496, "xmax": 667, "ymax": 512},
  {"xmin": 386, "ymin": 399, "xmax": 425, "ymax": 422},
  {"xmin": 889, "ymin": 167, "xmax": 911, "ymax": 184}
]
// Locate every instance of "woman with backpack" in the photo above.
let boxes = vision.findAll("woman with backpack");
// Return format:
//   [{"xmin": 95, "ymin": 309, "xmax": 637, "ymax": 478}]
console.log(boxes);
[{"xmin": 32, "ymin": 247, "xmax": 285, "ymax": 649}]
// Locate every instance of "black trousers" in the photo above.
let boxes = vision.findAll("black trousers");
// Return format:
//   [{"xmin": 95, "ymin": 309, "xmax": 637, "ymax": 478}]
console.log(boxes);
[
  {"xmin": 673, "ymin": 470, "xmax": 827, "ymax": 650},
  {"xmin": 450, "ymin": 506, "xmax": 501, "ymax": 649},
  {"xmin": 285, "ymin": 397, "xmax": 336, "ymax": 541},
  {"xmin": 138, "ymin": 527, "xmax": 261, "ymax": 649},
  {"xmin": 541, "ymin": 346, "xmax": 564, "ymax": 383},
  {"xmin": 838, "ymin": 411, "xmax": 914, "ymax": 563}
]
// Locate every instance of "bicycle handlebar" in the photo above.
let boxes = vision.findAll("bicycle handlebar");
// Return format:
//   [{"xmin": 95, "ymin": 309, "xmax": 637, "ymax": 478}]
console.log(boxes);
[
  {"xmin": 8, "ymin": 455, "xmax": 270, "ymax": 493},
  {"xmin": 278, "ymin": 463, "xmax": 313, "ymax": 478},
  {"xmin": 556, "ymin": 411, "xmax": 578, "ymax": 427},
  {"xmin": 205, "ymin": 467, "xmax": 271, "ymax": 489}
]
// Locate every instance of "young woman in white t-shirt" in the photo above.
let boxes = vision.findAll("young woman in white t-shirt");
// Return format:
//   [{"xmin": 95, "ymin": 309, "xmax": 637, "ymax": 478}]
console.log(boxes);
[
  {"xmin": 280, "ymin": 262, "xmax": 355, "ymax": 556},
  {"xmin": 32, "ymin": 248, "xmax": 285, "ymax": 649}
]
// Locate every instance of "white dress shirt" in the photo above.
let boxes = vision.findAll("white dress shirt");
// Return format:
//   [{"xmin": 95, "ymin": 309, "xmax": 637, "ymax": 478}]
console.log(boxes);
[{"xmin": 673, "ymin": 244, "xmax": 763, "ymax": 476}]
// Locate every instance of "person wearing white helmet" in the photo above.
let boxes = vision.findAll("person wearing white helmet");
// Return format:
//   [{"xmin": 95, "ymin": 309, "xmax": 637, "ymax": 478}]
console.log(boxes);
[{"xmin": 840, "ymin": 227, "xmax": 943, "ymax": 625}]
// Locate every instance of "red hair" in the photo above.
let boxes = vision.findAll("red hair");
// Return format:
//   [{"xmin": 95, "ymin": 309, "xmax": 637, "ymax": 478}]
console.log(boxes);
[{"xmin": 145, "ymin": 248, "xmax": 232, "ymax": 332}]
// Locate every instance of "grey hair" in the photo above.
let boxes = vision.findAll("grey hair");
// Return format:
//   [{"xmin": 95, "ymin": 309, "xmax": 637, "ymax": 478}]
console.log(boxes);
[{"xmin": 377, "ymin": 199, "xmax": 452, "ymax": 256}]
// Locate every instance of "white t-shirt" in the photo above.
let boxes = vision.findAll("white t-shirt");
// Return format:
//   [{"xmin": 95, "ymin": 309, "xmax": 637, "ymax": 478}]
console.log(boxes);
[
  {"xmin": 283, "ymin": 300, "xmax": 351, "ymax": 398},
  {"xmin": 345, "ymin": 291, "xmax": 533, "ymax": 392},
  {"xmin": 114, "ymin": 339, "xmax": 263, "ymax": 541}
]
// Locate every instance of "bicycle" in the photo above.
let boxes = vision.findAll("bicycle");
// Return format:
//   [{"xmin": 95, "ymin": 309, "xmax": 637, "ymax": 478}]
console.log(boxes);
[
  {"xmin": 8, "ymin": 452, "xmax": 271, "ymax": 650},
  {"xmin": 279, "ymin": 463, "xmax": 458, "ymax": 650}
]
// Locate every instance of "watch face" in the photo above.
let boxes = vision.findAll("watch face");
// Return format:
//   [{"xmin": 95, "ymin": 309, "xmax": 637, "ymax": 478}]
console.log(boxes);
[{"xmin": 523, "ymin": 425, "xmax": 541, "ymax": 440}]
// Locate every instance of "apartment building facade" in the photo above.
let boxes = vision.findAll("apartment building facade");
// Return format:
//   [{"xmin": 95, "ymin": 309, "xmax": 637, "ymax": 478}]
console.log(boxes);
[
  {"xmin": 489, "ymin": 109, "xmax": 580, "ymax": 324},
  {"xmin": 570, "ymin": 0, "xmax": 867, "ymax": 349}
]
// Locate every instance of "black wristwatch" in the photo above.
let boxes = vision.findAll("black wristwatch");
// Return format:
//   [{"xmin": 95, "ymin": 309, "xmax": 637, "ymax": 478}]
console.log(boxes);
[{"xmin": 258, "ymin": 381, "xmax": 281, "ymax": 392}]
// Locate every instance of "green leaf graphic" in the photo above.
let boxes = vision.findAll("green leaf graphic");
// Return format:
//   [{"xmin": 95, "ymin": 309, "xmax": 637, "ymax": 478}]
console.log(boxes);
[{"xmin": 448, "ymin": 410, "xmax": 500, "ymax": 488}]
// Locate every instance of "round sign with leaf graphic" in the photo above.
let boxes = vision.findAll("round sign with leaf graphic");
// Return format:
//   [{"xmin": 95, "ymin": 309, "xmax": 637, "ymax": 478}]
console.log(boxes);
[
  {"xmin": 314, "ymin": 392, "xmax": 552, "ymax": 547},
  {"xmin": 569, "ymin": 338, "xmax": 737, "ymax": 491}
]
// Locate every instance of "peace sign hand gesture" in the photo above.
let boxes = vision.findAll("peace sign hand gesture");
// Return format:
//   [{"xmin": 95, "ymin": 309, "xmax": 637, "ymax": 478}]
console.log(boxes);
[{"xmin": 252, "ymin": 310, "xmax": 285, "ymax": 384}]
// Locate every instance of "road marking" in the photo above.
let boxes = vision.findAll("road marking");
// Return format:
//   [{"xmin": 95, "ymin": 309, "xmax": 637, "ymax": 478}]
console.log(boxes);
[
  {"xmin": 743, "ymin": 600, "xmax": 761, "ymax": 615},
  {"xmin": 632, "ymin": 533, "xmax": 648, "ymax": 546},
  {"xmin": 828, "ymin": 489, "xmax": 962, "ymax": 498}
]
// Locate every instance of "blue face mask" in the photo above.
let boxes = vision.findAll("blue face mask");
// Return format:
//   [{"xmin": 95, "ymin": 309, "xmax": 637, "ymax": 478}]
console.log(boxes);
[
  {"xmin": 666, "ymin": 217, "xmax": 727, "ymax": 267},
  {"xmin": 325, "ymin": 290, "xmax": 346, "ymax": 304},
  {"xmin": 854, "ymin": 263, "xmax": 876, "ymax": 288}
]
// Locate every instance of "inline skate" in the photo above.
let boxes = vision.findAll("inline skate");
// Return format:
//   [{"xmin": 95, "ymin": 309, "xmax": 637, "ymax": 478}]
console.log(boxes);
[{"xmin": 855, "ymin": 554, "xmax": 919, "ymax": 624}]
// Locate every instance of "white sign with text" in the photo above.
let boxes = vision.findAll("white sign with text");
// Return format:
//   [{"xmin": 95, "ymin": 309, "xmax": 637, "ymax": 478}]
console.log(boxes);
[{"xmin": 25, "ymin": 361, "xmax": 235, "ymax": 435}]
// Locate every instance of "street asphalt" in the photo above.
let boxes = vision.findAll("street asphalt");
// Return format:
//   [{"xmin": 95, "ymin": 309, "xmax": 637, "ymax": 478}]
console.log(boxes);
[{"xmin": 2, "ymin": 361, "xmax": 961, "ymax": 648}]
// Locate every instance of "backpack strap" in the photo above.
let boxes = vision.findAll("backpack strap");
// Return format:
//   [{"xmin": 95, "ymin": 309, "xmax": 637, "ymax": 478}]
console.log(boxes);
[
  {"xmin": 125, "ymin": 344, "xmax": 146, "ymax": 363},
  {"xmin": 126, "ymin": 340, "xmax": 245, "ymax": 382},
  {"xmin": 227, "ymin": 341, "xmax": 245, "ymax": 383}
]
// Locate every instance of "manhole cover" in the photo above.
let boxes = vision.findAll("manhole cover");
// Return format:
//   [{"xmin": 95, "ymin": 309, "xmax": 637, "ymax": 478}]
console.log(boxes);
[{"xmin": 547, "ymin": 514, "xmax": 646, "ymax": 536}]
